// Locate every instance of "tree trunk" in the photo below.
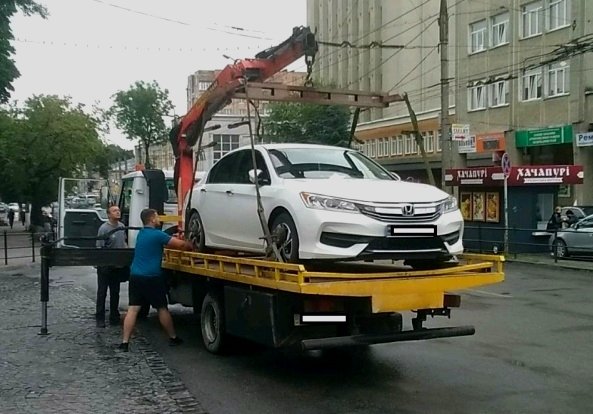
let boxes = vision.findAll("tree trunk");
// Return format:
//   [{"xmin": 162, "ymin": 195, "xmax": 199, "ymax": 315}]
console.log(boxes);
[{"xmin": 143, "ymin": 142, "xmax": 151, "ymax": 169}]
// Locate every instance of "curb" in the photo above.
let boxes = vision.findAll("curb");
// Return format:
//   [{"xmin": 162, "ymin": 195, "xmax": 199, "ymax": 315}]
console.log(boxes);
[{"xmin": 505, "ymin": 257, "xmax": 593, "ymax": 273}]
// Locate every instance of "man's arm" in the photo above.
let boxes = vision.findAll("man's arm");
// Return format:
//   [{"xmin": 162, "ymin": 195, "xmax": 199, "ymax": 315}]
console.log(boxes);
[
  {"xmin": 166, "ymin": 236, "xmax": 193, "ymax": 251},
  {"xmin": 96, "ymin": 225, "xmax": 107, "ymax": 248}
]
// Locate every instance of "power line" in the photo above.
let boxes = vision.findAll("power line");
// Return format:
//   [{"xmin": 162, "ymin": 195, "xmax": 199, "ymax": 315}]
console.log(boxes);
[{"xmin": 388, "ymin": 47, "xmax": 439, "ymax": 93}]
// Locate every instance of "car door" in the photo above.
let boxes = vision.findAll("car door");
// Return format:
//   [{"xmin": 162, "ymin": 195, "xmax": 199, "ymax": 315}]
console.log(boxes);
[
  {"xmin": 197, "ymin": 151, "xmax": 242, "ymax": 247},
  {"xmin": 567, "ymin": 216, "xmax": 593, "ymax": 255},
  {"xmin": 225, "ymin": 149, "xmax": 272, "ymax": 251}
]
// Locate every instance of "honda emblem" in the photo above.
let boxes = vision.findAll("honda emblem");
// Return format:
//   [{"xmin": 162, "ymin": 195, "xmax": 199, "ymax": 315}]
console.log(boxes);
[{"xmin": 401, "ymin": 204, "xmax": 414, "ymax": 216}]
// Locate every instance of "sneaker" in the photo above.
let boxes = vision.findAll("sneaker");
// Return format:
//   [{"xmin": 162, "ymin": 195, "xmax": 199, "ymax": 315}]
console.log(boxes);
[
  {"xmin": 117, "ymin": 342, "xmax": 129, "ymax": 352},
  {"xmin": 96, "ymin": 320, "xmax": 106, "ymax": 328},
  {"xmin": 169, "ymin": 337, "xmax": 183, "ymax": 346}
]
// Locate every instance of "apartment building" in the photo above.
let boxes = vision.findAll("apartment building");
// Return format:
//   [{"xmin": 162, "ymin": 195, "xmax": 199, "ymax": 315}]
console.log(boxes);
[
  {"xmin": 454, "ymin": 0, "xmax": 593, "ymax": 210},
  {"xmin": 306, "ymin": 0, "xmax": 459, "ymax": 183}
]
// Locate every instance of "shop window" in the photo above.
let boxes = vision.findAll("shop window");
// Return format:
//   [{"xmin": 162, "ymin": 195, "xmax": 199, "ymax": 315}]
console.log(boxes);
[{"xmin": 536, "ymin": 193, "xmax": 555, "ymax": 230}]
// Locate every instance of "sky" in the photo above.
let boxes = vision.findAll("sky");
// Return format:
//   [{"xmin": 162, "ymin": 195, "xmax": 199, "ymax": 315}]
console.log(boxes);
[{"xmin": 10, "ymin": 0, "xmax": 307, "ymax": 149}]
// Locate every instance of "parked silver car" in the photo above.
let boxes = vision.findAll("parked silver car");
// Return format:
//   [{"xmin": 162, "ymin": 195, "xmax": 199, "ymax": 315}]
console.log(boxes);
[{"xmin": 550, "ymin": 214, "xmax": 593, "ymax": 258}]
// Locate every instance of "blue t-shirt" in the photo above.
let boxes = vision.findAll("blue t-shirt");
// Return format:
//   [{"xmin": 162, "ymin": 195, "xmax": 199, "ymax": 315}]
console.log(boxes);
[{"xmin": 130, "ymin": 227, "xmax": 172, "ymax": 277}]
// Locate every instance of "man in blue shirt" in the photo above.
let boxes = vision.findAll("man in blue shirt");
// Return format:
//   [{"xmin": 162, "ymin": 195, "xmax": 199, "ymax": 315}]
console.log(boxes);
[{"xmin": 119, "ymin": 208, "xmax": 192, "ymax": 351}]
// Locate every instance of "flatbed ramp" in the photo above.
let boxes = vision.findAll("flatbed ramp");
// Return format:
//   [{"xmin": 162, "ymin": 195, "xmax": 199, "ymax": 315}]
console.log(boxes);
[{"xmin": 163, "ymin": 251, "xmax": 504, "ymax": 313}]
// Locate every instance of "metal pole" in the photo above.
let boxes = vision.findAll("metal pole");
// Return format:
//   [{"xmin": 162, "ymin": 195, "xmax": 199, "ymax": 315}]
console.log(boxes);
[
  {"xmin": 3, "ymin": 231, "xmax": 7, "ymax": 265},
  {"xmin": 439, "ymin": 0, "xmax": 449, "ymax": 191},
  {"xmin": 504, "ymin": 176, "xmax": 509, "ymax": 255},
  {"xmin": 32, "ymin": 232, "xmax": 36, "ymax": 263},
  {"xmin": 39, "ymin": 243, "xmax": 50, "ymax": 335}
]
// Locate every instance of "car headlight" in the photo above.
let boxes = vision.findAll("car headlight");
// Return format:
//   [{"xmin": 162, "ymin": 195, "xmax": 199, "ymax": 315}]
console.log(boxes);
[
  {"xmin": 442, "ymin": 196, "xmax": 458, "ymax": 213},
  {"xmin": 300, "ymin": 192, "xmax": 360, "ymax": 213}
]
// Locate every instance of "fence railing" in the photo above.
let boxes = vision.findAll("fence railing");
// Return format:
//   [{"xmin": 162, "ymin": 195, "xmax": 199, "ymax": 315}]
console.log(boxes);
[{"xmin": 1, "ymin": 230, "xmax": 49, "ymax": 265}]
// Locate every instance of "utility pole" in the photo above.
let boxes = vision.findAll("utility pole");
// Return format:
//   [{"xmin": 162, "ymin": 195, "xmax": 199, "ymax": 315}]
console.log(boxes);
[
  {"xmin": 403, "ymin": 93, "xmax": 436, "ymax": 187},
  {"xmin": 439, "ymin": 0, "xmax": 450, "ymax": 192}
]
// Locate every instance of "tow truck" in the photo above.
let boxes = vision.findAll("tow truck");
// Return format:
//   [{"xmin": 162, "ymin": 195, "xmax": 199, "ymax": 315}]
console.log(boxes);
[{"xmin": 41, "ymin": 26, "xmax": 505, "ymax": 354}]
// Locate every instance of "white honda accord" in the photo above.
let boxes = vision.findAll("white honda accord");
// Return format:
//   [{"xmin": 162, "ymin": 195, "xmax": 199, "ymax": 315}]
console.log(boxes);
[{"xmin": 186, "ymin": 144, "xmax": 463, "ymax": 267}]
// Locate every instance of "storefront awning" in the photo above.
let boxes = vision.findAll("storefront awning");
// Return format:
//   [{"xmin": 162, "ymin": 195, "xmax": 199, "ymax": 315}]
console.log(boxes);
[{"xmin": 445, "ymin": 165, "xmax": 584, "ymax": 186}]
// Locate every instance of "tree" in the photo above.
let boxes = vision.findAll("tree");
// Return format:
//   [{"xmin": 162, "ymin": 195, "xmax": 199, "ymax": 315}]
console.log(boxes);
[
  {"xmin": 110, "ymin": 81, "xmax": 173, "ymax": 168},
  {"xmin": 0, "ymin": 95, "xmax": 104, "ymax": 225},
  {"xmin": 0, "ymin": 0, "xmax": 48, "ymax": 103},
  {"xmin": 263, "ymin": 102, "xmax": 351, "ymax": 146}
]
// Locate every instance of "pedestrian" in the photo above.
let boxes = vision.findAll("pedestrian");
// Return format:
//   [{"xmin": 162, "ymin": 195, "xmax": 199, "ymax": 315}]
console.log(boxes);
[
  {"xmin": 7, "ymin": 209, "xmax": 14, "ymax": 229},
  {"xmin": 564, "ymin": 209, "xmax": 578, "ymax": 227},
  {"xmin": 96, "ymin": 205, "xmax": 127, "ymax": 328},
  {"xmin": 546, "ymin": 206, "xmax": 563, "ymax": 231},
  {"xmin": 118, "ymin": 208, "xmax": 192, "ymax": 352},
  {"xmin": 19, "ymin": 205, "xmax": 26, "ymax": 227}
]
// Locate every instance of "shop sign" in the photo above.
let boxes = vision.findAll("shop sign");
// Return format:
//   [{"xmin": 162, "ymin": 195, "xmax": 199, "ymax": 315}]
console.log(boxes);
[
  {"xmin": 452, "ymin": 124, "xmax": 470, "ymax": 141},
  {"xmin": 476, "ymin": 132, "xmax": 505, "ymax": 152},
  {"xmin": 576, "ymin": 131, "xmax": 593, "ymax": 147},
  {"xmin": 515, "ymin": 125, "xmax": 573, "ymax": 148},
  {"xmin": 458, "ymin": 135, "xmax": 476, "ymax": 153},
  {"xmin": 445, "ymin": 164, "xmax": 583, "ymax": 186}
]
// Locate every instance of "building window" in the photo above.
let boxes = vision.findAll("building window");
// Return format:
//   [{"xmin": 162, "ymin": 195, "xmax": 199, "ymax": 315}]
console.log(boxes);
[
  {"xmin": 548, "ymin": 0, "xmax": 568, "ymax": 31},
  {"xmin": 383, "ymin": 138, "xmax": 389, "ymax": 157},
  {"xmin": 377, "ymin": 138, "xmax": 384, "ymax": 157},
  {"xmin": 468, "ymin": 83, "xmax": 487, "ymax": 111},
  {"xmin": 390, "ymin": 137, "xmax": 397, "ymax": 155},
  {"xmin": 213, "ymin": 134, "xmax": 240, "ymax": 163},
  {"xmin": 521, "ymin": 69, "xmax": 543, "ymax": 101},
  {"xmin": 423, "ymin": 131, "xmax": 435, "ymax": 153},
  {"xmin": 491, "ymin": 12, "xmax": 509, "ymax": 47},
  {"xmin": 404, "ymin": 134, "xmax": 413, "ymax": 155},
  {"xmin": 522, "ymin": 1, "xmax": 543, "ymax": 38},
  {"xmin": 437, "ymin": 131, "xmax": 442, "ymax": 152},
  {"xmin": 369, "ymin": 140, "xmax": 376, "ymax": 158},
  {"xmin": 490, "ymin": 78, "xmax": 509, "ymax": 107},
  {"xmin": 469, "ymin": 20, "xmax": 487, "ymax": 53},
  {"xmin": 395, "ymin": 135, "xmax": 404, "ymax": 155},
  {"xmin": 410, "ymin": 134, "xmax": 418, "ymax": 154},
  {"xmin": 547, "ymin": 62, "xmax": 569, "ymax": 96}
]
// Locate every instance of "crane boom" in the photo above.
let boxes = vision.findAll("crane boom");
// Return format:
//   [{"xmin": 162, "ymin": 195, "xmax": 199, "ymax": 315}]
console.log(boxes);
[{"xmin": 170, "ymin": 26, "xmax": 317, "ymax": 227}]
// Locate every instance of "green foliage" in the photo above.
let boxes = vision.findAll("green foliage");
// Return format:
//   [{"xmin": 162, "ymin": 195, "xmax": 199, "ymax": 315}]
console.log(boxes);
[
  {"xmin": 0, "ymin": 0, "xmax": 48, "ymax": 103},
  {"xmin": 0, "ymin": 95, "xmax": 107, "ymax": 224},
  {"xmin": 263, "ymin": 102, "xmax": 351, "ymax": 146},
  {"xmin": 110, "ymin": 80, "xmax": 173, "ymax": 168}
]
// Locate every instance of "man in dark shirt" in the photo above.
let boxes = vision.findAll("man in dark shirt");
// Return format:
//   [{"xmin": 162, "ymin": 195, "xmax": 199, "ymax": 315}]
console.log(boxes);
[
  {"xmin": 96, "ymin": 205, "xmax": 127, "ymax": 327},
  {"xmin": 118, "ymin": 208, "xmax": 192, "ymax": 351}
]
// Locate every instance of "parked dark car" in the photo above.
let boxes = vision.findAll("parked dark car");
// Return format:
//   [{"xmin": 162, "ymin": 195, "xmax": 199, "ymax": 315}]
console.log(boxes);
[
  {"xmin": 560, "ymin": 206, "xmax": 593, "ymax": 222},
  {"xmin": 550, "ymin": 214, "xmax": 593, "ymax": 258}
]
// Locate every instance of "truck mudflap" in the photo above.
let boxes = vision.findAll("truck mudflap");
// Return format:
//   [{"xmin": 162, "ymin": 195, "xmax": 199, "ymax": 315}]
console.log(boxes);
[{"xmin": 300, "ymin": 326, "xmax": 475, "ymax": 351}]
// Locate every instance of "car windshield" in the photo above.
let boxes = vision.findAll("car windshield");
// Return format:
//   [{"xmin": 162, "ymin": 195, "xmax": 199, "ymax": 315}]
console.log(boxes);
[{"xmin": 266, "ymin": 148, "xmax": 395, "ymax": 180}]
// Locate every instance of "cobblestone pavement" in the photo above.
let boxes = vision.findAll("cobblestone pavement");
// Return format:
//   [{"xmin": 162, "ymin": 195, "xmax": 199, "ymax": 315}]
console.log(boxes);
[{"xmin": 0, "ymin": 269, "xmax": 207, "ymax": 414}]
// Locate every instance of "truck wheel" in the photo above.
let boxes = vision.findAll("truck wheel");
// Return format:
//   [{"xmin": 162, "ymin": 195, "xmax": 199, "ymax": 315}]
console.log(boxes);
[
  {"xmin": 200, "ymin": 292, "xmax": 226, "ymax": 353},
  {"xmin": 271, "ymin": 212, "xmax": 299, "ymax": 263},
  {"xmin": 187, "ymin": 211, "xmax": 206, "ymax": 252}
]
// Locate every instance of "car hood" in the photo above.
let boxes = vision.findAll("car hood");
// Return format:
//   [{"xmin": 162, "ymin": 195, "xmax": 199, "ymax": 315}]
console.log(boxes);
[{"xmin": 281, "ymin": 178, "xmax": 449, "ymax": 203}]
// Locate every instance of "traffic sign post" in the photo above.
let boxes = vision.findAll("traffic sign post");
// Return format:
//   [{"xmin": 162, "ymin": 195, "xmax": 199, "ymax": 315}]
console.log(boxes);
[{"xmin": 501, "ymin": 153, "xmax": 511, "ymax": 256}]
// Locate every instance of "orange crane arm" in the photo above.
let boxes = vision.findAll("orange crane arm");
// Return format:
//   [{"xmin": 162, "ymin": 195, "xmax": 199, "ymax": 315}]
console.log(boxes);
[{"xmin": 170, "ymin": 26, "xmax": 317, "ymax": 228}]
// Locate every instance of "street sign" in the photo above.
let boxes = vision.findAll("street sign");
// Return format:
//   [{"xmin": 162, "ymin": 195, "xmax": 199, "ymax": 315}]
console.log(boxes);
[
  {"xmin": 576, "ymin": 131, "xmax": 593, "ymax": 147},
  {"xmin": 452, "ymin": 124, "xmax": 470, "ymax": 141},
  {"xmin": 501, "ymin": 153, "xmax": 511, "ymax": 178}
]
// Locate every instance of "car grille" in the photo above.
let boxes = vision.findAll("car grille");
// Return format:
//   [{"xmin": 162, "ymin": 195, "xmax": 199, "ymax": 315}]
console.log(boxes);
[{"xmin": 358, "ymin": 202, "xmax": 443, "ymax": 223}]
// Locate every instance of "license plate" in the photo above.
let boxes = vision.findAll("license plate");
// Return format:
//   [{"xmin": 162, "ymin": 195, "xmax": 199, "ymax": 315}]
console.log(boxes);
[{"xmin": 388, "ymin": 225, "xmax": 436, "ymax": 237}]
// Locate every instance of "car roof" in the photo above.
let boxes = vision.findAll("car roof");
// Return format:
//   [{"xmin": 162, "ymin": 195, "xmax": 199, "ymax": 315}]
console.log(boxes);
[{"xmin": 252, "ymin": 143, "xmax": 352, "ymax": 151}]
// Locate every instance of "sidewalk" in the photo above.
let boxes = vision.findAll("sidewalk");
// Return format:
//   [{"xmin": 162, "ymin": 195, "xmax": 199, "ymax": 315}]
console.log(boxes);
[
  {"xmin": 503, "ymin": 252, "xmax": 593, "ymax": 272},
  {"xmin": 0, "ymin": 268, "xmax": 206, "ymax": 414}
]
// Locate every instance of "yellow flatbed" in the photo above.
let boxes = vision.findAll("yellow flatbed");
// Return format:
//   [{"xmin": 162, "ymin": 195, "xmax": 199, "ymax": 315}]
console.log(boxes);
[{"xmin": 163, "ymin": 251, "xmax": 504, "ymax": 313}]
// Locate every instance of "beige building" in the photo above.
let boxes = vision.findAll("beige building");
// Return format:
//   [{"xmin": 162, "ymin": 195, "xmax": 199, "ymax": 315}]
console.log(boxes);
[
  {"xmin": 306, "ymin": 0, "xmax": 458, "ymax": 183},
  {"xmin": 455, "ymin": 0, "xmax": 593, "ymax": 204}
]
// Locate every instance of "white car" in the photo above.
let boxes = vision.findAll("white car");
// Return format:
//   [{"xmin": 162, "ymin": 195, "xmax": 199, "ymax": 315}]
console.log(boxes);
[{"xmin": 186, "ymin": 144, "xmax": 463, "ymax": 267}]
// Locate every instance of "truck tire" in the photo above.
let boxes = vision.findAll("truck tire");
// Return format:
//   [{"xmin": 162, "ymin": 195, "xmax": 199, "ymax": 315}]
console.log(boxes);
[
  {"xmin": 200, "ymin": 292, "xmax": 226, "ymax": 353},
  {"xmin": 186, "ymin": 211, "xmax": 206, "ymax": 252},
  {"xmin": 271, "ymin": 212, "xmax": 300, "ymax": 263}
]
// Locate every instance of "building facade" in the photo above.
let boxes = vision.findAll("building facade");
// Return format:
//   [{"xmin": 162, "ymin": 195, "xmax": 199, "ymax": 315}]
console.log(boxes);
[{"xmin": 306, "ymin": 0, "xmax": 458, "ymax": 184}]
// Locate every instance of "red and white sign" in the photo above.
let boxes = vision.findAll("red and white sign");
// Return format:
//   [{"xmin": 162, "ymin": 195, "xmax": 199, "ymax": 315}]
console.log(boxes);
[{"xmin": 445, "ymin": 165, "xmax": 584, "ymax": 186}]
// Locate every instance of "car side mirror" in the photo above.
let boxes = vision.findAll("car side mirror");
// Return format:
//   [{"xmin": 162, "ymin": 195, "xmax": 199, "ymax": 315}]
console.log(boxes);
[{"xmin": 248, "ymin": 169, "xmax": 270, "ymax": 185}]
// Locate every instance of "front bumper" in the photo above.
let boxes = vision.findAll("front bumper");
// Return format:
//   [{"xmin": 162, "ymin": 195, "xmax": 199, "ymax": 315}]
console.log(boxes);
[{"xmin": 295, "ymin": 208, "xmax": 464, "ymax": 260}]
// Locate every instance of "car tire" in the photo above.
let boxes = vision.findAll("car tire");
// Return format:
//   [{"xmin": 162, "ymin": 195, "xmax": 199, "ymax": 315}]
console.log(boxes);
[
  {"xmin": 271, "ymin": 212, "xmax": 300, "ymax": 263},
  {"xmin": 200, "ymin": 292, "xmax": 226, "ymax": 354},
  {"xmin": 186, "ymin": 211, "xmax": 206, "ymax": 252},
  {"xmin": 553, "ymin": 239, "xmax": 568, "ymax": 258}
]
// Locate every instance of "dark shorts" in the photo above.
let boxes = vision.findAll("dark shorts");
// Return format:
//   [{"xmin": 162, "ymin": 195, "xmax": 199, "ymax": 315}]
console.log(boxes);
[{"xmin": 128, "ymin": 276, "xmax": 168, "ymax": 309}]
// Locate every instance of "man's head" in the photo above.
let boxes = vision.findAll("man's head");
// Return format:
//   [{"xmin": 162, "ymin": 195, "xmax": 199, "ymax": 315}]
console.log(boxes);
[
  {"xmin": 566, "ymin": 209, "xmax": 574, "ymax": 217},
  {"xmin": 555, "ymin": 206, "xmax": 561, "ymax": 214},
  {"xmin": 107, "ymin": 206, "xmax": 121, "ymax": 222},
  {"xmin": 140, "ymin": 208, "xmax": 160, "ymax": 227}
]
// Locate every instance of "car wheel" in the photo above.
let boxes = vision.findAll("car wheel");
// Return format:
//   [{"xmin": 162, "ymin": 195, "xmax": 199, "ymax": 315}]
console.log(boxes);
[
  {"xmin": 186, "ymin": 211, "xmax": 206, "ymax": 252},
  {"xmin": 553, "ymin": 239, "xmax": 568, "ymax": 258},
  {"xmin": 271, "ymin": 212, "xmax": 300, "ymax": 263},
  {"xmin": 200, "ymin": 292, "xmax": 226, "ymax": 354}
]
